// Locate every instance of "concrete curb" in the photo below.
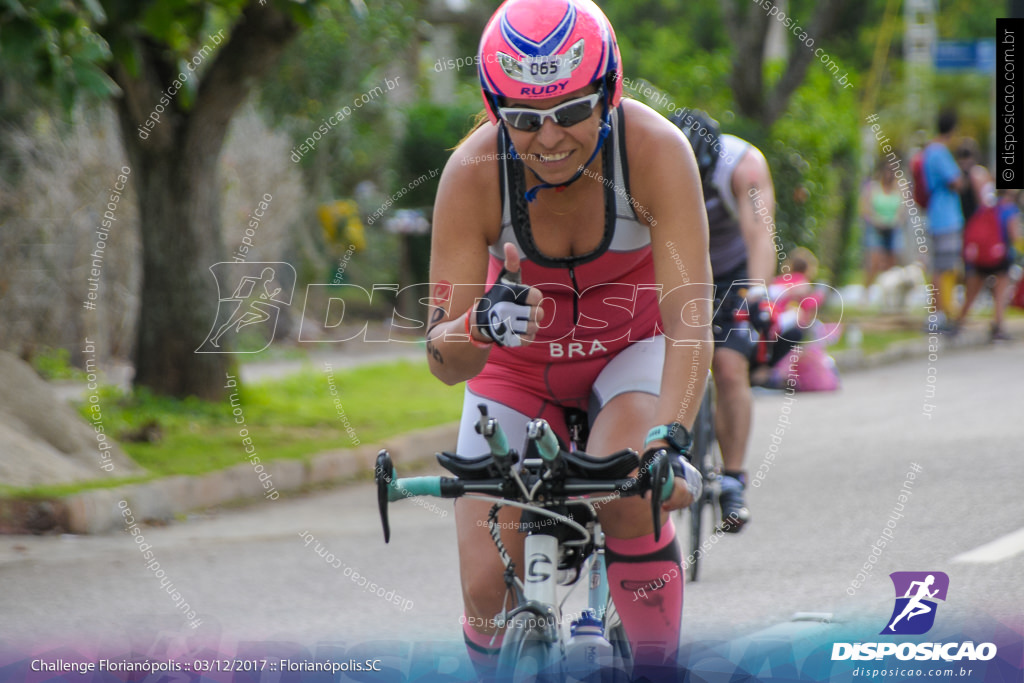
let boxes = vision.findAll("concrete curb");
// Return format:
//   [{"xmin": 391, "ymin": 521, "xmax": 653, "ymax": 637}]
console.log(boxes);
[{"xmin": 1, "ymin": 422, "xmax": 458, "ymax": 536}]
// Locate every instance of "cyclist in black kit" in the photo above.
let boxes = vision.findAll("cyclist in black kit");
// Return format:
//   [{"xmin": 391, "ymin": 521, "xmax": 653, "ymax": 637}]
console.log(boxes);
[{"xmin": 671, "ymin": 109, "xmax": 778, "ymax": 532}]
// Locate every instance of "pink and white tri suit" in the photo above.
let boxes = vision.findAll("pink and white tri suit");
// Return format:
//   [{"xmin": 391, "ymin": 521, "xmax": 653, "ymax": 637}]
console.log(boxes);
[{"xmin": 457, "ymin": 106, "xmax": 668, "ymax": 455}]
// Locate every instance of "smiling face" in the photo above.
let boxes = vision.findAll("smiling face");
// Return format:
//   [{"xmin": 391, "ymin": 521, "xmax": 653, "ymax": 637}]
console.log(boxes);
[{"xmin": 501, "ymin": 83, "xmax": 604, "ymax": 185}]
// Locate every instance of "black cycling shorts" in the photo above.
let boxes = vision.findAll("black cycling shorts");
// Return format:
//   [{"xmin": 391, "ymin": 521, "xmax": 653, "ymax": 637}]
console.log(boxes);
[
  {"xmin": 711, "ymin": 262, "xmax": 757, "ymax": 359},
  {"xmin": 966, "ymin": 258, "xmax": 1013, "ymax": 278}
]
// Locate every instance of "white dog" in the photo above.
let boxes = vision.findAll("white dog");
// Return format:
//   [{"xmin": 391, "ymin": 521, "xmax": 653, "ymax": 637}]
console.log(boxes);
[{"xmin": 874, "ymin": 263, "xmax": 927, "ymax": 313}]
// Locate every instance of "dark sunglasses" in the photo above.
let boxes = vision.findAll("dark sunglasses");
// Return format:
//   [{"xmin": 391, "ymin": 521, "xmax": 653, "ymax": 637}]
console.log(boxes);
[{"xmin": 498, "ymin": 92, "xmax": 602, "ymax": 132}]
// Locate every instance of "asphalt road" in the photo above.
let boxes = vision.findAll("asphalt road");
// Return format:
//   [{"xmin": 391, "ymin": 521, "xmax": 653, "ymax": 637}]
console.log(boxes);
[{"xmin": 1, "ymin": 342, "xmax": 1022, "ymax": 672}]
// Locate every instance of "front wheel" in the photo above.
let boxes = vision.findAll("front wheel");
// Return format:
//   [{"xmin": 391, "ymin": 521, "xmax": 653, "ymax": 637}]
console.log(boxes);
[
  {"xmin": 684, "ymin": 387, "xmax": 716, "ymax": 583},
  {"xmin": 497, "ymin": 613, "xmax": 559, "ymax": 683}
]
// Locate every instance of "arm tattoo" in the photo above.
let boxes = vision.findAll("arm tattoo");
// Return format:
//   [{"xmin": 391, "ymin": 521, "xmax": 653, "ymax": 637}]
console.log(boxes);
[
  {"xmin": 426, "ymin": 306, "xmax": 446, "ymax": 335},
  {"xmin": 426, "ymin": 280, "xmax": 453, "ymax": 336},
  {"xmin": 426, "ymin": 339, "xmax": 444, "ymax": 365}
]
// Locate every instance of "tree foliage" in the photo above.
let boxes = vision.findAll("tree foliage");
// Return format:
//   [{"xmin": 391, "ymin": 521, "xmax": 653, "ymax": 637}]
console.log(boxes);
[
  {"xmin": 257, "ymin": 2, "xmax": 419, "ymax": 292},
  {"xmin": 261, "ymin": 1, "xmax": 417, "ymax": 195},
  {"xmin": 0, "ymin": 0, "xmax": 116, "ymax": 109},
  {"xmin": 602, "ymin": 0, "xmax": 871, "ymax": 281}
]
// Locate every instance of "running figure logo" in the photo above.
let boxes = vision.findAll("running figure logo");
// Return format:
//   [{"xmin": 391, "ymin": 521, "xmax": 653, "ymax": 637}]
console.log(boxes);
[
  {"xmin": 197, "ymin": 262, "xmax": 295, "ymax": 353},
  {"xmin": 881, "ymin": 571, "xmax": 949, "ymax": 635}
]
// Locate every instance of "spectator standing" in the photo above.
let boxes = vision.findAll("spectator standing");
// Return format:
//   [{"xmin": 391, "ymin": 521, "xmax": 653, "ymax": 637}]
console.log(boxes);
[
  {"xmin": 860, "ymin": 162, "xmax": 906, "ymax": 290},
  {"xmin": 921, "ymin": 109, "xmax": 964, "ymax": 331},
  {"xmin": 955, "ymin": 189, "xmax": 1019, "ymax": 341},
  {"xmin": 956, "ymin": 138, "xmax": 994, "ymax": 225}
]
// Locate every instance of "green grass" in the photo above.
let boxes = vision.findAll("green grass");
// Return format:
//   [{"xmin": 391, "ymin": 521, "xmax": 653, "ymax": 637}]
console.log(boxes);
[
  {"xmin": 4, "ymin": 360, "xmax": 463, "ymax": 498},
  {"xmin": 237, "ymin": 341, "xmax": 310, "ymax": 364},
  {"xmin": 0, "ymin": 475, "xmax": 155, "ymax": 500},
  {"xmin": 830, "ymin": 328, "xmax": 923, "ymax": 355},
  {"xmin": 124, "ymin": 360, "xmax": 463, "ymax": 477},
  {"xmin": 786, "ymin": 297, "xmax": 926, "ymax": 356},
  {"xmin": 31, "ymin": 346, "xmax": 87, "ymax": 380}
]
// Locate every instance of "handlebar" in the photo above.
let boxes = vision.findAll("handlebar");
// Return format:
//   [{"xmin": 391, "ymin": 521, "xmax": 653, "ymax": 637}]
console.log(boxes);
[
  {"xmin": 527, "ymin": 419, "xmax": 560, "ymax": 463},
  {"xmin": 375, "ymin": 405, "xmax": 678, "ymax": 543}
]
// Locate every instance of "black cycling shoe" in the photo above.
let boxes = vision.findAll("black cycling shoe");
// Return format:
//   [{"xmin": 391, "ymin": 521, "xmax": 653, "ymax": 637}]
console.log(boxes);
[{"xmin": 718, "ymin": 474, "xmax": 750, "ymax": 533}]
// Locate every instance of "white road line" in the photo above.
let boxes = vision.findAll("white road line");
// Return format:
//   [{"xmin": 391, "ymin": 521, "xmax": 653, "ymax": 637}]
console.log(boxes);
[{"xmin": 951, "ymin": 527, "xmax": 1024, "ymax": 564}]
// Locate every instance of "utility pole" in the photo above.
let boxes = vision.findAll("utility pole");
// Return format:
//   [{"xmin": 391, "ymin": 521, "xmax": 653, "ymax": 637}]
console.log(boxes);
[{"xmin": 904, "ymin": 0, "xmax": 936, "ymax": 133}]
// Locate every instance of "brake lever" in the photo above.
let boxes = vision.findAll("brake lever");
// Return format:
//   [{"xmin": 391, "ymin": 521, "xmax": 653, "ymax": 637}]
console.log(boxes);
[
  {"xmin": 375, "ymin": 450, "xmax": 395, "ymax": 543},
  {"xmin": 640, "ymin": 450, "xmax": 675, "ymax": 543}
]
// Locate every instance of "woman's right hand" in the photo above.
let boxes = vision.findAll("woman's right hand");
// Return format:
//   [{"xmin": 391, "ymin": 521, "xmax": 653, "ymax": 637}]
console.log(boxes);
[{"xmin": 471, "ymin": 243, "xmax": 544, "ymax": 347}]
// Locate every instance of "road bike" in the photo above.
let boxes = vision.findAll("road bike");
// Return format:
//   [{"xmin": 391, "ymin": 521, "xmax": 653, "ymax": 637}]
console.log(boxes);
[
  {"xmin": 374, "ymin": 405, "xmax": 678, "ymax": 682},
  {"xmin": 676, "ymin": 286, "xmax": 773, "ymax": 582},
  {"xmin": 680, "ymin": 383, "xmax": 725, "ymax": 583}
]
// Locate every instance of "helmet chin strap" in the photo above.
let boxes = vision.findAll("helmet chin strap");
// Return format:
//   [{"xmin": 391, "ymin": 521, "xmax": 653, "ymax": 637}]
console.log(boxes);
[{"xmin": 510, "ymin": 101, "xmax": 612, "ymax": 203}]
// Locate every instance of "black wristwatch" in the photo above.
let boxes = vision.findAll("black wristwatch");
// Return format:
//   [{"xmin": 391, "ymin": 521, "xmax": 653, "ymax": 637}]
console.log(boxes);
[{"xmin": 644, "ymin": 422, "xmax": 693, "ymax": 458}]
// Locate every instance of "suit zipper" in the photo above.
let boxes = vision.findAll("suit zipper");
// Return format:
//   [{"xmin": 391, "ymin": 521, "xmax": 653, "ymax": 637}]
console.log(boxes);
[{"xmin": 568, "ymin": 265, "xmax": 580, "ymax": 326}]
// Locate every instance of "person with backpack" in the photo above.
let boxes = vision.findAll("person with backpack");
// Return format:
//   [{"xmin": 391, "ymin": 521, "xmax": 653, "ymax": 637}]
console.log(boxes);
[
  {"xmin": 955, "ymin": 189, "xmax": 1020, "ymax": 341},
  {"xmin": 915, "ymin": 109, "xmax": 965, "ymax": 332},
  {"xmin": 956, "ymin": 138, "xmax": 994, "ymax": 226}
]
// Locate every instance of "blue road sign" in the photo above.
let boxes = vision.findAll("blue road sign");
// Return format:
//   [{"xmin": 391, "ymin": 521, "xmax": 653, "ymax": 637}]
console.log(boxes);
[{"xmin": 935, "ymin": 39, "xmax": 996, "ymax": 72}]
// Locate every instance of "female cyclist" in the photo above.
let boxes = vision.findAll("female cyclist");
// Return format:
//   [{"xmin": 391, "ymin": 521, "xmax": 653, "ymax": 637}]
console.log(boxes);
[{"xmin": 424, "ymin": 0, "xmax": 712, "ymax": 675}]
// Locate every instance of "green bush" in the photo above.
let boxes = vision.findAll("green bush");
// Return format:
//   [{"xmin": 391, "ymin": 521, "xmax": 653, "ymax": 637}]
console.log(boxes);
[
  {"xmin": 757, "ymin": 67, "xmax": 861, "ymax": 280},
  {"xmin": 397, "ymin": 100, "xmax": 481, "ymax": 209}
]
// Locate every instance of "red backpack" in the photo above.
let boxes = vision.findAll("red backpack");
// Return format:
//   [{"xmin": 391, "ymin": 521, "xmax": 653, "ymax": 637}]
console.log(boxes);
[
  {"xmin": 962, "ymin": 205, "xmax": 1008, "ymax": 268},
  {"xmin": 911, "ymin": 149, "xmax": 930, "ymax": 208}
]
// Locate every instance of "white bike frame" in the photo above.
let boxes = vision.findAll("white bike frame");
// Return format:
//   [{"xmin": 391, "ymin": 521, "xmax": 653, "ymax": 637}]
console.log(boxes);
[{"xmin": 523, "ymin": 533, "xmax": 560, "ymax": 610}]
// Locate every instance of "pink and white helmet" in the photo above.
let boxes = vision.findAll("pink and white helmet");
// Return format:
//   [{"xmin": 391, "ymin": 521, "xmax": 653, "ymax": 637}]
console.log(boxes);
[{"xmin": 478, "ymin": 0, "xmax": 623, "ymax": 125}]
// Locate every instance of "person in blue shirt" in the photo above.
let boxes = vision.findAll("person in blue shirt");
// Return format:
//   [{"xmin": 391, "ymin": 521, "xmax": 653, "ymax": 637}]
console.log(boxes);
[{"xmin": 922, "ymin": 109, "xmax": 964, "ymax": 330}]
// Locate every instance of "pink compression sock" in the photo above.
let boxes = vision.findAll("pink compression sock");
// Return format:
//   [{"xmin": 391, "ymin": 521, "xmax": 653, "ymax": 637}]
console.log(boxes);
[
  {"xmin": 605, "ymin": 517, "xmax": 683, "ymax": 671},
  {"xmin": 463, "ymin": 617, "xmax": 504, "ymax": 679}
]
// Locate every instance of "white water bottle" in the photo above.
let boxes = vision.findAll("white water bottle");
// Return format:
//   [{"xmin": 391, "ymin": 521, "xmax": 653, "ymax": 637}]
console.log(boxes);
[{"xmin": 564, "ymin": 610, "xmax": 615, "ymax": 683}]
